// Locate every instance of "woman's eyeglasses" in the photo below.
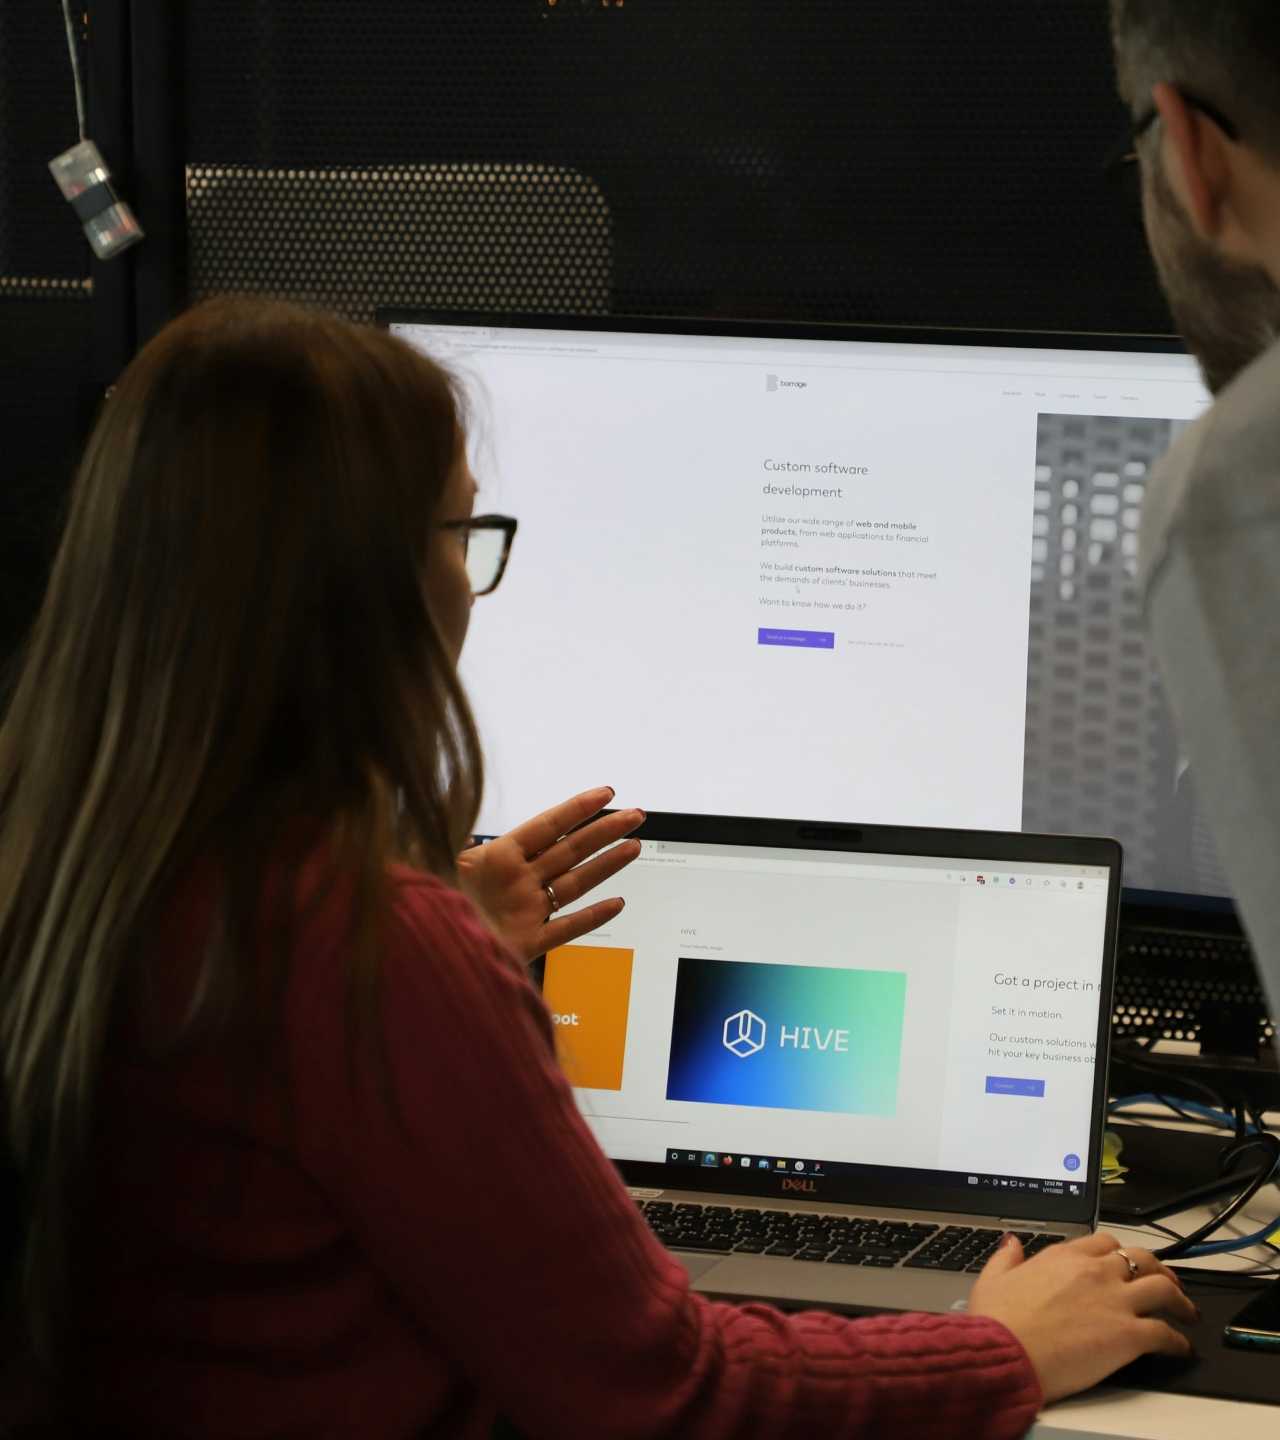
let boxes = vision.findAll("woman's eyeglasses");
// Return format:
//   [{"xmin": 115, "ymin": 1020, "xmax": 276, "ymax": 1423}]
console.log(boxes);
[{"xmin": 440, "ymin": 514, "xmax": 518, "ymax": 597}]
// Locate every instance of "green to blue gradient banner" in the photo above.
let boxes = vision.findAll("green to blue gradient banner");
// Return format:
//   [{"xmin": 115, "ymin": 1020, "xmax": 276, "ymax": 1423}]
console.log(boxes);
[{"xmin": 665, "ymin": 958, "xmax": 907, "ymax": 1116}]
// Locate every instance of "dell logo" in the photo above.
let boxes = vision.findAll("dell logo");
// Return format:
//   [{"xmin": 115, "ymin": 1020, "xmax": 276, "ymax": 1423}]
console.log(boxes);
[
  {"xmin": 723, "ymin": 1009, "xmax": 766, "ymax": 1057},
  {"xmin": 781, "ymin": 1177, "xmax": 817, "ymax": 1193}
]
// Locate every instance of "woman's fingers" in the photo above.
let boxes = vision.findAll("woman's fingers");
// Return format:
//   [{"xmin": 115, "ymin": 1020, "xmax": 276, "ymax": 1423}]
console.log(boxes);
[
  {"xmin": 534, "ymin": 808, "xmax": 645, "ymax": 884},
  {"xmin": 1078, "ymin": 1230, "xmax": 1125, "ymax": 1257},
  {"xmin": 505, "ymin": 787, "xmax": 617, "ymax": 860},
  {"xmin": 977, "ymin": 1234, "xmax": 1025, "ymax": 1279},
  {"xmin": 541, "ymin": 897, "xmax": 625, "ymax": 951},
  {"xmin": 543, "ymin": 840, "xmax": 641, "ymax": 909},
  {"xmin": 1132, "ymin": 1316, "xmax": 1193, "ymax": 1357},
  {"xmin": 1126, "ymin": 1273, "xmax": 1200, "ymax": 1326},
  {"xmin": 1060, "ymin": 1238, "xmax": 1198, "ymax": 1324}
]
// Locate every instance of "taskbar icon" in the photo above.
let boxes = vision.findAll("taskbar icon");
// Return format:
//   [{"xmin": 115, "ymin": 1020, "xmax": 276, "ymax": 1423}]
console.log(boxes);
[
  {"xmin": 962, "ymin": 1173, "xmax": 1083, "ymax": 1197},
  {"xmin": 666, "ymin": 1147, "xmax": 825, "ymax": 1178}
]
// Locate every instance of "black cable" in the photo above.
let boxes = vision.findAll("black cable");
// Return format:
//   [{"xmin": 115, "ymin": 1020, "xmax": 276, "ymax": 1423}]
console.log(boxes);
[
  {"xmin": 1109, "ymin": 1046, "xmax": 1227, "ymax": 1112},
  {"xmin": 1152, "ymin": 1132, "xmax": 1280, "ymax": 1260},
  {"xmin": 1110, "ymin": 1089, "xmax": 1236, "ymax": 1130},
  {"xmin": 1142, "ymin": 1217, "xmax": 1191, "ymax": 1243},
  {"xmin": 59, "ymin": 0, "xmax": 86, "ymax": 143}
]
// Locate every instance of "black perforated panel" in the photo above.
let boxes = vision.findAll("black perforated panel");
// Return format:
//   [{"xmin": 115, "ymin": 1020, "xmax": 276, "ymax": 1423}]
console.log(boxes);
[
  {"xmin": 0, "ymin": 0, "xmax": 87, "ymax": 280},
  {"xmin": 1113, "ymin": 929, "xmax": 1276, "ymax": 1055},
  {"xmin": 0, "ymin": 0, "xmax": 90, "ymax": 678},
  {"xmin": 184, "ymin": 0, "xmax": 1173, "ymax": 334},
  {"xmin": 0, "ymin": 294, "xmax": 89, "ymax": 675},
  {"xmin": 188, "ymin": 163, "xmax": 611, "ymax": 321}
]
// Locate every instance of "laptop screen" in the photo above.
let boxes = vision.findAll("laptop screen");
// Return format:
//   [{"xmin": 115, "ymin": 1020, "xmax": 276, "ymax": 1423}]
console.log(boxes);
[
  {"xmin": 388, "ymin": 315, "xmax": 1219, "ymax": 900},
  {"xmin": 545, "ymin": 829, "xmax": 1114, "ymax": 1215}
]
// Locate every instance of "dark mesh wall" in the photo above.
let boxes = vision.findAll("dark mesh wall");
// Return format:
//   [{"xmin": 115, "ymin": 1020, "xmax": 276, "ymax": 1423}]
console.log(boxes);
[
  {"xmin": 187, "ymin": 163, "xmax": 612, "ymax": 321},
  {"xmin": 2, "ymin": 0, "xmax": 1175, "ymax": 674},
  {"xmin": 0, "ymin": 1, "xmax": 90, "ymax": 676},
  {"xmin": 184, "ymin": 0, "xmax": 1171, "ymax": 333}
]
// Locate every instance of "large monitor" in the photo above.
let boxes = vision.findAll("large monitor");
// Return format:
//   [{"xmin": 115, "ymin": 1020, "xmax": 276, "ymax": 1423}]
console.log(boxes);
[{"xmin": 387, "ymin": 312, "xmax": 1217, "ymax": 903}]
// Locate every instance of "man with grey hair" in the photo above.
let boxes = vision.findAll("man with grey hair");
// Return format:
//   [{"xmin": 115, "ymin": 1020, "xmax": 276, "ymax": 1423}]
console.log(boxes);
[{"xmin": 1112, "ymin": 0, "xmax": 1280, "ymax": 1019}]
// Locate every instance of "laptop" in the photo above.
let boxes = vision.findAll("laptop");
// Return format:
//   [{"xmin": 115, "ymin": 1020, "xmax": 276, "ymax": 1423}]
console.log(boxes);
[{"xmin": 542, "ymin": 812, "xmax": 1121, "ymax": 1314}]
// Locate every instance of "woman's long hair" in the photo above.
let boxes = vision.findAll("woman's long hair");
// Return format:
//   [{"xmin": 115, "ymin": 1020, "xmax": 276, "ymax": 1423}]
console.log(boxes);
[{"xmin": 0, "ymin": 299, "xmax": 482, "ymax": 1377}]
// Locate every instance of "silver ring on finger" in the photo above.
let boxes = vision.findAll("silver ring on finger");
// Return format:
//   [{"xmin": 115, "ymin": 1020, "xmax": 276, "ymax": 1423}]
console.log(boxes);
[
  {"xmin": 543, "ymin": 882, "xmax": 562, "ymax": 919},
  {"xmin": 1115, "ymin": 1248, "xmax": 1140, "ymax": 1281}
]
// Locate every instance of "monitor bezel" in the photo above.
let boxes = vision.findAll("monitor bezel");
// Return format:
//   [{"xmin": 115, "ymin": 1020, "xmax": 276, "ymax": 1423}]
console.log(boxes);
[
  {"xmin": 378, "ymin": 305, "xmax": 1188, "ymax": 356},
  {"xmin": 566, "ymin": 810, "xmax": 1122, "ymax": 1230}
]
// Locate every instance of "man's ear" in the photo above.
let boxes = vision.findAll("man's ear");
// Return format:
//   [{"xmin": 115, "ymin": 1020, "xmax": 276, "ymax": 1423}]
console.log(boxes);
[{"xmin": 1152, "ymin": 81, "xmax": 1233, "ymax": 238}]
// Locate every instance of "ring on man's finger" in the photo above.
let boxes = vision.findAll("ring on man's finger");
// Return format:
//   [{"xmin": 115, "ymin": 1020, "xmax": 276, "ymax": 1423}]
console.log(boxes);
[{"xmin": 1115, "ymin": 1248, "xmax": 1140, "ymax": 1281}]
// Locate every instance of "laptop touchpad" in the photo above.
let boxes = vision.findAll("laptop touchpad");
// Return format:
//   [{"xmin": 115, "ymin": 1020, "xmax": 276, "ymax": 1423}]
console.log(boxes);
[{"xmin": 674, "ymin": 1252, "xmax": 726, "ymax": 1282}]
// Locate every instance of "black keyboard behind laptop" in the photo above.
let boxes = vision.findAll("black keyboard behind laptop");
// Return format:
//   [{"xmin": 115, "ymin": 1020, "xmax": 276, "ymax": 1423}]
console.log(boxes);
[{"xmin": 637, "ymin": 1200, "xmax": 1066, "ymax": 1272}]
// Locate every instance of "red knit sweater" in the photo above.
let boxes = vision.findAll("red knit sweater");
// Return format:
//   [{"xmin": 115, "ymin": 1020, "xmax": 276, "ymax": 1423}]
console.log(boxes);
[{"xmin": 82, "ymin": 863, "xmax": 1042, "ymax": 1439}]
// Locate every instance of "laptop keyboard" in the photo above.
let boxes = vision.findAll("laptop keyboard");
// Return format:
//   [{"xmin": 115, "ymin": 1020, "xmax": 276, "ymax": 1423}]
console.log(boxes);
[{"xmin": 637, "ymin": 1200, "xmax": 1066, "ymax": 1272}]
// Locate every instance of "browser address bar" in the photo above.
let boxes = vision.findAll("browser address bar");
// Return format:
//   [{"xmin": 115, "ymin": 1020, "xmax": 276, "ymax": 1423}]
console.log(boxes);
[
  {"xmin": 635, "ymin": 852, "xmax": 949, "ymax": 884},
  {"xmin": 635, "ymin": 852, "xmax": 1108, "ymax": 892}
]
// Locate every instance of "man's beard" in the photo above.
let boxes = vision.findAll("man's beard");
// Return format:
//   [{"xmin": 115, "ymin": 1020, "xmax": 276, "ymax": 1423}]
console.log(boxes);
[{"xmin": 1143, "ymin": 155, "xmax": 1280, "ymax": 394}]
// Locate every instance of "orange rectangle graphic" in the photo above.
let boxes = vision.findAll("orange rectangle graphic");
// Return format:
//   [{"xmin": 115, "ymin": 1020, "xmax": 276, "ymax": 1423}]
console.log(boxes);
[{"xmin": 542, "ymin": 944, "xmax": 635, "ymax": 1091}]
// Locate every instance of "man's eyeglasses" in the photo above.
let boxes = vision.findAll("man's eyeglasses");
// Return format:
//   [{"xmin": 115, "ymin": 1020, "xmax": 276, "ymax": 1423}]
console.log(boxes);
[
  {"xmin": 1103, "ymin": 89, "xmax": 1239, "ymax": 227},
  {"xmin": 440, "ymin": 514, "xmax": 518, "ymax": 597},
  {"xmin": 1105, "ymin": 88, "xmax": 1239, "ymax": 174}
]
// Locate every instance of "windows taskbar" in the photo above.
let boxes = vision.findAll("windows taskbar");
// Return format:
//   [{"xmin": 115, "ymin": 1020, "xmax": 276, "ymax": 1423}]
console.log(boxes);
[{"xmin": 664, "ymin": 1147, "xmax": 1087, "ymax": 1198}]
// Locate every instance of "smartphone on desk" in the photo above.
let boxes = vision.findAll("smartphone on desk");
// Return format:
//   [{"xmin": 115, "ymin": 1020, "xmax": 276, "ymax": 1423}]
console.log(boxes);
[{"xmin": 1224, "ymin": 1281, "xmax": 1280, "ymax": 1352}]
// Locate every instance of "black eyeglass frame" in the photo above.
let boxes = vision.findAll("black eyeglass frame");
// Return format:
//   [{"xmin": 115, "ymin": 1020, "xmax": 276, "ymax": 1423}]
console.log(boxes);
[{"xmin": 439, "ymin": 513, "xmax": 518, "ymax": 597}]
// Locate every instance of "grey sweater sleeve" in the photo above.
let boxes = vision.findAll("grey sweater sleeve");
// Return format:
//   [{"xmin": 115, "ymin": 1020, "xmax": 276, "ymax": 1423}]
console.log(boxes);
[{"xmin": 1141, "ymin": 340, "xmax": 1280, "ymax": 1021}]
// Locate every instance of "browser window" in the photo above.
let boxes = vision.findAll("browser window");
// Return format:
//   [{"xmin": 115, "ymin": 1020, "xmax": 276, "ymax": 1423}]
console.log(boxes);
[
  {"xmin": 391, "ymin": 320, "xmax": 1208, "ymax": 858},
  {"xmin": 545, "ymin": 839, "xmax": 1110, "ymax": 1192}
]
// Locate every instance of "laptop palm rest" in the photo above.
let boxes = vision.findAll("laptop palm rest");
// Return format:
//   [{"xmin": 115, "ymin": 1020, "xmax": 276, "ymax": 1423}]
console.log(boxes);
[
  {"xmin": 682, "ymin": 1252, "xmax": 973, "ymax": 1313},
  {"xmin": 674, "ymin": 1252, "xmax": 727, "ymax": 1283}
]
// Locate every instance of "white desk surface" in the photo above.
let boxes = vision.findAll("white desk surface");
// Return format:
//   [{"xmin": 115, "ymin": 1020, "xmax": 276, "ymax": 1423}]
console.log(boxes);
[
  {"xmin": 1033, "ymin": 1106, "xmax": 1280, "ymax": 1436},
  {"xmin": 1034, "ymin": 1389, "xmax": 1277, "ymax": 1440}
]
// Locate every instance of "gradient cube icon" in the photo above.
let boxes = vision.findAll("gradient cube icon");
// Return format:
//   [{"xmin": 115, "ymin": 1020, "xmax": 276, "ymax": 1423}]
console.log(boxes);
[{"xmin": 723, "ymin": 1008, "xmax": 766, "ymax": 1058}]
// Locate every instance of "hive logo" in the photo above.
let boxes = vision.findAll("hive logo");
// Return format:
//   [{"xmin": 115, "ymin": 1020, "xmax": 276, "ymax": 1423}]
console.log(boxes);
[
  {"xmin": 543, "ymin": 944, "xmax": 634, "ymax": 1091},
  {"xmin": 723, "ymin": 1009, "xmax": 766, "ymax": 1057},
  {"xmin": 666, "ymin": 957, "xmax": 906, "ymax": 1116}
]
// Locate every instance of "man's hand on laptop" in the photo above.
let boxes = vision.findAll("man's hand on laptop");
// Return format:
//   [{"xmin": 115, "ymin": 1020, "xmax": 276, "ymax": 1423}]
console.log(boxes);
[
  {"xmin": 968, "ymin": 1230, "xmax": 1197, "ymax": 1402},
  {"xmin": 458, "ymin": 787, "xmax": 644, "ymax": 962}
]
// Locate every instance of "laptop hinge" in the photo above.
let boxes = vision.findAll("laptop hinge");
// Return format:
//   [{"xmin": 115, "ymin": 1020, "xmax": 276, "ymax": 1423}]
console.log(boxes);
[{"xmin": 1000, "ymin": 1218, "xmax": 1048, "ymax": 1229}]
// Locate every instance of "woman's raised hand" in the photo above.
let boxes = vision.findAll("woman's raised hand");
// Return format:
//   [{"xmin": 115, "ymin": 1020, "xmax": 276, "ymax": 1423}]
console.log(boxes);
[
  {"xmin": 457, "ymin": 787, "xmax": 644, "ymax": 963},
  {"xmin": 968, "ymin": 1230, "xmax": 1198, "ymax": 1403}
]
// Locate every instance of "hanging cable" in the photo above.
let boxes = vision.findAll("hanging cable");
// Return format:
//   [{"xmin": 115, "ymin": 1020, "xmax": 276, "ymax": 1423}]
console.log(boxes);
[
  {"xmin": 47, "ymin": 0, "xmax": 144, "ymax": 260},
  {"xmin": 60, "ymin": 0, "xmax": 86, "ymax": 142}
]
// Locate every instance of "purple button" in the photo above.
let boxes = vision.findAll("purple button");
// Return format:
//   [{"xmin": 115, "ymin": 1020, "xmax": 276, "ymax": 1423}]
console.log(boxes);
[
  {"xmin": 758, "ymin": 628, "xmax": 835, "ymax": 649},
  {"xmin": 985, "ymin": 1076, "xmax": 1045, "ymax": 1097}
]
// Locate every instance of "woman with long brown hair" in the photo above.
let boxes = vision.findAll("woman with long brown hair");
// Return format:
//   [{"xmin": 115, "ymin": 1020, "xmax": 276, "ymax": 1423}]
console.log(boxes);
[{"xmin": 0, "ymin": 299, "xmax": 1194, "ymax": 1437}]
